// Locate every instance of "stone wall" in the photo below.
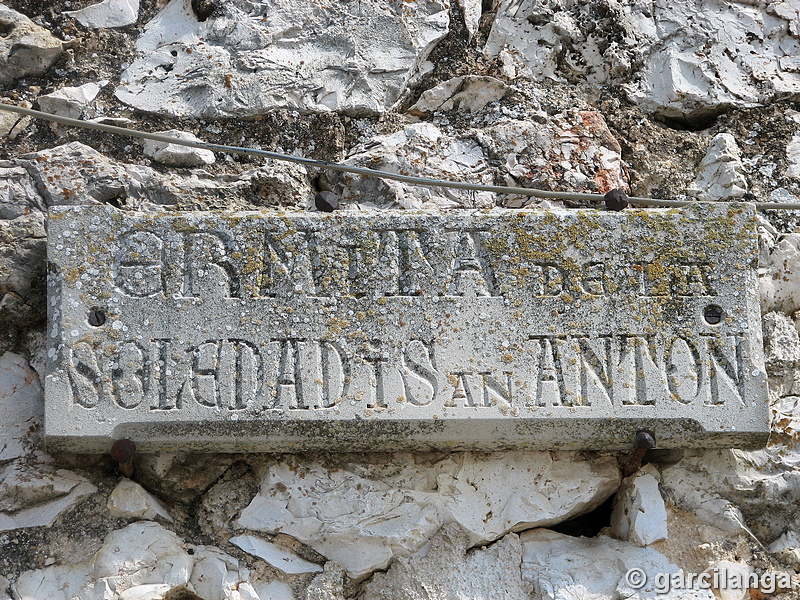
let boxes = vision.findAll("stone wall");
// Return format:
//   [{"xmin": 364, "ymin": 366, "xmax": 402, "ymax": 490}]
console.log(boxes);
[{"xmin": 1, "ymin": 1, "xmax": 800, "ymax": 599}]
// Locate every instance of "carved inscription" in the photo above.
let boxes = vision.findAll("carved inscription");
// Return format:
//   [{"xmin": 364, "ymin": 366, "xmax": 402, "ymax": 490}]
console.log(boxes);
[
  {"xmin": 62, "ymin": 332, "xmax": 752, "ymax": 412},
  {"xmin": 111, "ymin": 226, "xmax": 717, "ymax": 301},
  {"xmin": 46, "ymin": 205, "xmax": 770, "ymax": 451}
]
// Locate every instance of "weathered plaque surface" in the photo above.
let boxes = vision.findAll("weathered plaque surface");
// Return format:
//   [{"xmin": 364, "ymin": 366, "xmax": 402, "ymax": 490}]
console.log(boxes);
[{"xmin": 46, "ymin": 204, "xmax": 769, "ymax": 452}]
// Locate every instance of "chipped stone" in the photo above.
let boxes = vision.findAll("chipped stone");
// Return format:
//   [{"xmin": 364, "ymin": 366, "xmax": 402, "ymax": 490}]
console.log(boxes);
[
  {"xmin": 236, "ymin": 452, "xmax": 616, "ymax": 578},
  {"xmin": 485, "ymin": 1, "xmax": 800, "ymax": 119},
  {"xmin": 520, "ymin": 528, "xmax": 715, "ymax": 600},
  {"xmin": 107, "ymin": 478, "xmax": 173, "ymax": 521},
  {"xmin": 45, "ymin": 203, "xmax": 768, "ymax": 453},
  {"xmin": 116, "ymin": 0, "xmax": 450, "ymax": 117},
  {"xmin": 0, "ymin": 464, "xmax": 97, "ymax": 532},
  {"xmin": 230, "ymin": 535, "xmax": 322, "ymax": 575},
  {"xmin": 610, "ymin": 464, "xmax": 668, "ymax": 547},
  {"xmin": 65, "ymin": 0, "xmax": 139, "ymax": 29},
  {"xmin": 142, "ymin": 130, "xmax": 216, "ymax": 167},
  {"xmin": 37, "ymin": 82, "xmax": 104, "ymax": 120},
  {"xmin": 361, "ymin": 524, "xmax": 531, "ymax": 599},
  {"xmin": 689, "ymin": 134, "xmax": 748, "ymax": 202},
  {"xmin": 0, "ymin": 6, "xmax": 63, "ymax": 88},
  {"xmin": 0, "ymin": 352, "xmax": 43, "ymax": 462},
  {"xmin": 410, "ymin": 76, "xmax": 507, "ymax": 114}
]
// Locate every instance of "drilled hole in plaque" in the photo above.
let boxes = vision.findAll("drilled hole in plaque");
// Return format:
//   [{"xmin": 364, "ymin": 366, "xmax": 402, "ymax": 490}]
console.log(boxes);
[
  {"xmin": 88, "ymin": 309, "xmax": 107, "ymax": 327},
  {"xmin": 703, "ymin": 304, "xmax": 723, "ymax": 325}
]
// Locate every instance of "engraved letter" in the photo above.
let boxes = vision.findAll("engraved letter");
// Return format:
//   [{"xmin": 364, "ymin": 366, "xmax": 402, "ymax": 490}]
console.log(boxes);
[
  {"xmin": 182, "ymin": 232, "xmax": 240, "ymax": 299},
  {"xmin": 112, "ymin": 342, "xmax": 145, "ymax": 409},
  {"xmin": 67, "ymin": 342, "xmax": 108, "ymax": 408},
  {"xmin": 113, "ymin": 231, "xmax": 165, "ymax": 297},
  {"xmin": 666, "ymin": 336, "xmax": 701, "ymax": 404},
  {"xmin": 401, "ymin": 340, "xmax": 438, "ymax": 406}
]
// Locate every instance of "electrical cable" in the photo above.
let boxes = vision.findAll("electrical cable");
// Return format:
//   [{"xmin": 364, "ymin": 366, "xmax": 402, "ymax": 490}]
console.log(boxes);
[{"xmin": 2, "ymin": 102, "xmax": 799, "ymax": 210}]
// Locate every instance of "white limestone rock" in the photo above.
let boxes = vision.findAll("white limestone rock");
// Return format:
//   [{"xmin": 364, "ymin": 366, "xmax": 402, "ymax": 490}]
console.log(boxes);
[
  {"xmin": 456, "ymin": 0, "xmax": 482, "ymax": 38},
  {"xmin": 0, "ymin": 165, "xmax": 44, "ymax": 219},
  {"xmin": 361, "ymin": 524, "xmax": 531, "ymax": 600},
  {"xmin": 410, "ymin": 76, "xmax": 507, "ymax": 113},
  {"xmin": 787, "ymin": 134, "xmax": 800, "ymax": 180},
  {"xmin": 0, "ymin": 107, "xmax": 30, "ymax": 141},
  {"xmin": 116, "ymin": 0, "xmax": 450, "ymax": 117},
  {"xmin": 37, "ymin": 82, "xmax": 104, "ymax": 120},
  {"xmin": 189, "ymin": 546, "xmax": 260, "ymax": 600},
  {"xmin": 688, "ymin": 134, "xmax": 748, "ymax": 202},
  {"xmin": 238, "ymin": 452, "xmax": 619, "ymax": 579},
  {"xmin": 484, "ymin": 0, "xmax": 800, "ymax": 119},
  {"xmin": 476, "ymin": 110, "xmax": 627, "ymax": 200},
  {"xmin": 659, "ymin": 457, "xmax": 748, "ymax": 535},
  {"xmin": 13, "ymin": 521, "xmax": 259, "ymax": 600},
  {"xmin": 0, "ymin": 352, "xmax": 43, "ymax": 462},
  {"xmin": 520, "ymin": 528, "xmax": 715, "ymax": 600},
  {"xmin": 336, "ymin": 122, "xmax": 496, "ymax": 209},
  {"xmin": 0, "ymin": 463, "xmax": 97, "ymax": 532},
  {"xmin": 107, "ymin": 478, "xmax": 173, "ymax": 521},
  {"xmin": 610, "ymin": 464, "xmax": 668, "ymax": 547},
  {"xmin": 142, "ymin": 129, "xmax": 216, "ymax": 167},
  {"xmin": 762, "ymin": 312, "xmax": 800, "ymax": 376},
  {"xmin": 256, "ymin": 580, "xmax": 294, "ymax": 600},
  {"xmin": 230, "ymin": 535, "xmax": 323, "ymax": 575},
  {"xmin": 704, "ymin": 561, "xmax": 753, "ymax": 600},
  {"xmin": 65, "ymin": 0, "xmax": 139, "ymax": 29},
  {"xmin": 768, "ymin": 530, "xmax": 800, "ymax": 566},
  {"xmin": 759, "ymin": 232, "xmax": 800, "ymax": 315},
  {"xmin": 0, "ymin": 6, "xmax": 63, "ymax": 88},
  {"xmin": 238, "ymin": 458, "xmax": 441, "ymax": 578},
  {"xmin": 660, "ymin": 448, "xmax": 800, "ymax": 543},
  {"xmin": 435, "ymin": 451, "xmax": 620, "ymax": 546},
  {"xmin": 18, "ymin": 142, "xmax": 257, "ymax": 209}
]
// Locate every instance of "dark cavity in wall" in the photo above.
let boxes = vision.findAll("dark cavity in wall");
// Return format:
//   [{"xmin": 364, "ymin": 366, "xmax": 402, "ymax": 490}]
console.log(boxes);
[
  {"xmin": 548, "ymin": 493, "xmax": 615, "ymax": 538},
  {"xmin": 655, "ymin": 109, "xmax": 725, "ymax": 132}
]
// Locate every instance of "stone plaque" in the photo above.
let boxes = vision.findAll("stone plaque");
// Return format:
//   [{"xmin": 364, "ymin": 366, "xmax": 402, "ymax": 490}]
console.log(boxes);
[{"xmin": 45, "ymin": 204, "xmax": 769, "ymax": 452}]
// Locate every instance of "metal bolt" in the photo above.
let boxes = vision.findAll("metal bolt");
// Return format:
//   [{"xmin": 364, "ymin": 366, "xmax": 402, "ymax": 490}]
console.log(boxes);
[
  {"xmin": 703, "ymin": 304, "xmax": 722, "ymax": 325},
  {"xmin": 604, "ymin": 189, "xmax": 629, "ymax": 211},
  {"xmin": 110, "ymin": 439, "xmax": 136, "ymax": 478},
  {"xmin": 635, "ymin": 429, "xmax": 657, "ymax": 449},
  {"xmin": 623, "ymin": 429, "xmax": 657, "ymax": 476},
  {"xmin": 88, "ymin": 310, "xmax": 106, "ymax": 327}
]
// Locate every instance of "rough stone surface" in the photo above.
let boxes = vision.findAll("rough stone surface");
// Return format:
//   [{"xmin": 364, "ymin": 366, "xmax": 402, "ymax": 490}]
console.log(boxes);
[
  {"xmin": 484, "ymin": 0, "xmax": 800, "ymax": 120},
  {"xmin": 46, "ymin": 204, "xmax": 767, "ymax": 452},
  {"xmin": 334, "ymin": 122, "xmax": 495, "ymax": 209},
  {"xmin": 0, "ymin": 6, "xmax": 63, "ymax": 88},
  {"xmin": 361, "ymin": 524, "xmax": 531, "ymax": 600},
  {"xmin": 689, "ymin": 134, "xmax": 748, "ymax": 202},
  {"xmin": 116, "ymin": 0, "xmax": 450, "ymax": 117},
  {"xmin": 610, "ymin": 464, "xmax": 668, "ymax": 547},
  {"xmin": 230, "ymin": 535, "xmax": 323, "ymax": 575},
  {"xmin": 0, "ymin": 214, "xmax": 47, "ymax": 331},
  {"xmin": 11, "ymin": 521, "xmax": 261, "ymax": 600},
  {"xmin": 409, "ymin": 76, "xmax": 507, "ymax": 114},
  {"xmin": 107, "ymin": 478, "xmax": 173, "ymax": 521},
  {"xmin": 0, "ymin": 352, "xmax": 42, "ymax": 462},
  {"xmin": 2, "ymin": 0, "xmax": 800, "ymax": 597},
  {"xmin": 65, "ymin": 0, "xmax": 140, "ymax": 29},
  {"xmin": 0, "ymin": 463, "xmax": 96, "ymax": 532},
  {"xmin": 520, "ymin": 528, "xmax": 715, "ymax": 600},
  {"xmin": 237, "ymin": 452, "xmax": 619, "ymax": 578},
  {"xmin": 330, "ymin": 111, "xmax": 627, "ymax": 209},
  {"xmin": 36, "ymin": 83, "xmax": 105, "ymax": 120},
  {"xmin": 142, "ymin": 130, "xmax": 216, "ymax": 167}
]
